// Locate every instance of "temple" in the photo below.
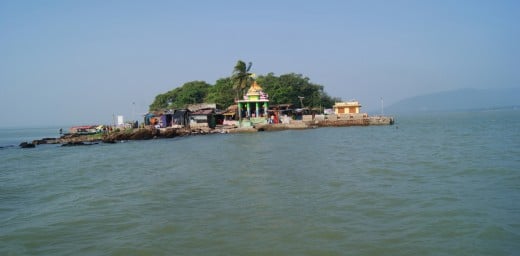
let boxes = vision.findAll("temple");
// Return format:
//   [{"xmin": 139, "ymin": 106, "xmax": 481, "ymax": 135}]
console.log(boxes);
[{"xmin": 236, "ymin": 80, "xmax": 269, "ymax": 127}]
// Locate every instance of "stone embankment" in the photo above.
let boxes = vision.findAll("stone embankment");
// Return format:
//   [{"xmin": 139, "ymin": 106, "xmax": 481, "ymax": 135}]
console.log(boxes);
[{"xmin": 256, "ymin": 114, "xmax": 394, "ymax": 131}]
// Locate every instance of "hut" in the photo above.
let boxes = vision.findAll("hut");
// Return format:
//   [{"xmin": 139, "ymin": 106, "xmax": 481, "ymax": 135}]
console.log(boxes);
[
  {"xmin": 171, "ymin": 109, "xmax": 190, "ymax": 128},
  {"xmin": 159, "ymin": 113, "xmax": 173, "ymax": 128},
  {"xmin": 223, "ymin": 105, "xmax": 238, "ymax": 126},
  {"xmin": 144, "ymin": 113, "xmax": 155, "ymax": 126},
  {"xmin": 190, "ymin": 108, "xmax": 217, "ymax": 129}
]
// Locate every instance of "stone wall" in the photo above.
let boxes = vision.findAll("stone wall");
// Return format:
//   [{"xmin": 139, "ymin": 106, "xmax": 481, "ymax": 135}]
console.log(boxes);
[{"xmin": 368, "ymin": 116, "xmax": 394, "ymax": 125}]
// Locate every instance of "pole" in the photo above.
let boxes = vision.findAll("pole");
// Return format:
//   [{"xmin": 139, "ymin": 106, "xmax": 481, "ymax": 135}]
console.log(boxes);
[
  {"xmin": 381, "ymin": 97, "xmax": 384, "ymax": 116},
  {"xmin": 132, "ymin": 102, "xmax": 135, "ymax": 122}
]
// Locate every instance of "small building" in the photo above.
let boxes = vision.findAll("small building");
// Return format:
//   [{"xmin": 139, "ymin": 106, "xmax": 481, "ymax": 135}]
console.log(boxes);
[
  {"xmin": 222, "ymin": 105, "xmax": 239, "ymax": 126},
  {"xmin": 159, "ymin": 112, "xmax": 173, "ymax": 127},
  {"xmin": 171, "ymin": 109, "xmax": 190, "ymax": 128},
  {"xmin": 144, "ymin": 109, "xmax": 191, "ymax": 128},
  {"xmin": 190, "ymin": 108, "xmax": 217, "ymax": 129},
  {"xmin": 333, "ymin": 101, "xmax": 362, "ymax": 114},
  {"xmin": 144, "ymin": 113, "xmax": 156, "ymax": 126}
]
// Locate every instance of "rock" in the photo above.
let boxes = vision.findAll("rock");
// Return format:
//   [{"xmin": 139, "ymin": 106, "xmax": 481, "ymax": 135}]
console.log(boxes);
[
  {"xmin": 19, "ymin": 142, "xmax": 36, "ymax": 148},
  {"xmin": 61, "ymin": 141, "xmax": 97, "ymax": 147},
  {"xmin": 159, "ymin": 128, "xmax": 177, "ymax": 138},
  {"xmin": 32, "ymin": 139, "xmax": 47, "ymax": 145},
  {"xmin": 33, "ymin": 138, "xmax": 59, "ymax": 145},
  {"xmin": 129, "ymin": 128, "xmax": 156, "ymax": 140}
]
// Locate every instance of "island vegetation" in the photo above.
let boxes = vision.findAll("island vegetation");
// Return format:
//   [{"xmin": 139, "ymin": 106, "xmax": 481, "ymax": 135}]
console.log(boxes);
[{"xmin": 149, "ymin": 60, "xmax": 340, "ymax": 111}]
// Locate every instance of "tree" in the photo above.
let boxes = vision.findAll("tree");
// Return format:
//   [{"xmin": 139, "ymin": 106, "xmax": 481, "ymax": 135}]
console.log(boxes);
[
  {"xmin": 257, "ymin": 73, "xmax": 337, "ymax": 109},
  {"xmin": 149, "ymin": 62, "xmax": 340, "ymax": 113},
  {"xmin": 173, "ymin": 81, "xmax": 211, "ymax": 108},
  {"xmin": 149, "ymin": 93, "xmax": 173, "ymax": 111},
  {"xmin": 205, "ymin": 77, "xmax": 235, "ymax": 108},
  {"xmin": 231, "ymin": 60, "xmax": 253, "ymax": 100},
  {"xmin": 149, "ymin": 81, "xmax": 211, "ymax": 111},
  {"xmin": 257, "ymin": 72, "xmax": 294, "ymax": 105}
]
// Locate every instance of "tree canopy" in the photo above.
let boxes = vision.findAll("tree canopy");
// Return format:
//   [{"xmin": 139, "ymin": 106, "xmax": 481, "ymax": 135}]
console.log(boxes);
[
  {"xmin": 205, "ymin": 77, "xmax": 235, "ymax": 108},
  {"xmin": 256, "ymin": 73, "xmax": 339, "ymax": 108},
  {"xmin": 149, "ymin": 61, "xmax": 339, "ymax": 111},
  {"xmin": 149, "ymin": 81, "xmax": 211, "ymax": 110}
]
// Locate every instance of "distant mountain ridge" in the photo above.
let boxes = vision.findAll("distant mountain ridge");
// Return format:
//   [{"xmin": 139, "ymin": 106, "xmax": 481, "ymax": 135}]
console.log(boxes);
[{"xmin": 386, "ymin": 88, "xmax": 520, "ymax": 114}]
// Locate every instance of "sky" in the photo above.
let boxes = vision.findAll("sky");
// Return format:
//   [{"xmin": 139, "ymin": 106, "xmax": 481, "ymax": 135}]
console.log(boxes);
[{"xmin": 1, "ymin": 0, "xmax": 519, "ymax": 127}]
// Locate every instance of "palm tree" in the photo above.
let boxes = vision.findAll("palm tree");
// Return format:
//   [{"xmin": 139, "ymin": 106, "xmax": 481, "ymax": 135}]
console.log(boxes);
[
  {"xmin": 231, "ymin": 60, "xmax": 253, "ymax": 123},
  {"xmin": 232, "ymin": 60, "xmax": 253, "ymax": 100}
]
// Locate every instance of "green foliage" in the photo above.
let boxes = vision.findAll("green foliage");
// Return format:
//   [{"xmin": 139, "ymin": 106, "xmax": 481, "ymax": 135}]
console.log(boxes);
[
  {"xmin": 257, "ymin": 73, "xmax": 337, "ymax": 108},
  {"xmin": 149, "ymin": 93, "xmax": 169, "ymax": 111},
  {"xmin": 205, "ymin": 77, "xmax": 235, "ymax": 108},
  {"xmin": 149, "ymin": 81, "xmax": 211, "ymax": 110},
  {"xmin": 231, "ymin": 60, "xmax": 253, "ymax": 100},
  {"xmin": 149, "ymin": 61, "xmax": 339, "ymax": 112}
]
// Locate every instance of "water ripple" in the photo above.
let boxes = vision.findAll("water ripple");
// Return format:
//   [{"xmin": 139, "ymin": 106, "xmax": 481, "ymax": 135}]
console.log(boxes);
[{"xmin": 1, "ymin": 110, "xmax": 519, "ymax": 255}]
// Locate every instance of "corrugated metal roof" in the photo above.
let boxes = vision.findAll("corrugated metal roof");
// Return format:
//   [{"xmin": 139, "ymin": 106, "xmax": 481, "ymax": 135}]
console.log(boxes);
[{"xmin": 190, "ymin": 109, "xmax": 214, "ymax": 115}]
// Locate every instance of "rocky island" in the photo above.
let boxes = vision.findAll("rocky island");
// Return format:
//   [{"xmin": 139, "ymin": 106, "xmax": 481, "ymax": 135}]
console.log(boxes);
[{"xmin": 20, "ymin": 112, "xmax": 393, "ymax": 148}]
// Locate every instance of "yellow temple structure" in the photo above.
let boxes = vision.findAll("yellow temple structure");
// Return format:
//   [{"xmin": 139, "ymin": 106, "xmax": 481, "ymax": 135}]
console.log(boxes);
[{"xmin": 237, "ymin": 80, "xmax": 269, "ymax": 127}]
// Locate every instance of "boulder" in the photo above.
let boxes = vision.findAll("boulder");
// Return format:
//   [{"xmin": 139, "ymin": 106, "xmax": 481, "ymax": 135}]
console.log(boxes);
[
  {"xmin": 19, "ymin": 142, "xmax": 36, "ymax": 148},
  {"xmin": 61, "ymin": 141, "xmax": 100, "ymax": 147}
]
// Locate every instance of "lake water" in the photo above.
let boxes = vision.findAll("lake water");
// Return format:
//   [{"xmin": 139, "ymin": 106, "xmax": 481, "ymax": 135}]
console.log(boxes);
[{"xmin": 1, "ymin": 110, "xmax": 519, "ymax": 255}]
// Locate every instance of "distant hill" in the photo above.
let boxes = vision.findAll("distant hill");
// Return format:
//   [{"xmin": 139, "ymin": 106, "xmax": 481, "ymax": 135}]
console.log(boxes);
[{"xmin": 386, "ymin": 88, "xmax": 520, "ymax": 114}]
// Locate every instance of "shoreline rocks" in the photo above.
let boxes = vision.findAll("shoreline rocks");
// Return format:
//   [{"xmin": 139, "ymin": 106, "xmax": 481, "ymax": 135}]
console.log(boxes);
[
  {"xmin": 62, "ymin": 141, "xmax": 99, "ymax": 147},
  {"xmin": 21, "ymin": 117, "xmax": 394, "ymax": 148},
  {"xmin": 19, "ymin": 142, "xmax": 36, "ymax": 148}
]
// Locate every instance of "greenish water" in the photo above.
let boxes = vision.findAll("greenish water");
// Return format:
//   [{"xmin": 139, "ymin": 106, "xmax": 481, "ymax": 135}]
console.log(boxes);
[{"xmin": 1, "ymin": 110, "xmax": 519, "ymax": 255}]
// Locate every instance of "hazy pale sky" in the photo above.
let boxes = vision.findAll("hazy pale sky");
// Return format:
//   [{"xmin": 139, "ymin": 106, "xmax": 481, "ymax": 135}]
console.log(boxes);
[{"xmin": 1, "ymin": 0, "xmax": 519, "ymax": 126}]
